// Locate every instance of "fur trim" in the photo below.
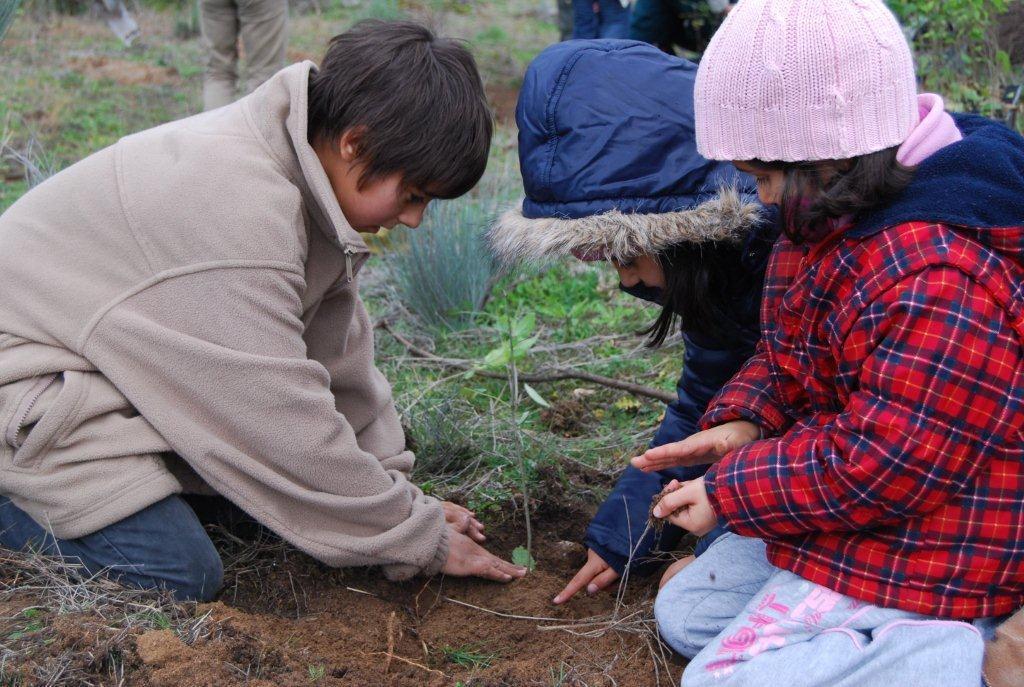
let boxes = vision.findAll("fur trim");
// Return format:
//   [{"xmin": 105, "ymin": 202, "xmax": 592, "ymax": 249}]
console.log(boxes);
[{"xmin": 487, "ymin": 189, "xmax": 763, "ymax": 265}]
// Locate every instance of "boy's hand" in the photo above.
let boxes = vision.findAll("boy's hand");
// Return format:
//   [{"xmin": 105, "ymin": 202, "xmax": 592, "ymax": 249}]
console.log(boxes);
[
  {"xmin": 443, "ymin": 501, "xmax": 486, "ymax": 543},
  {"xmin": 651, "ymin": 478, "xmax": 717, "ymax": 536},
  {"xmin": 441, "ymin": 526, "xmax": 528, "ymax": 582},
  {"xmin": 631, "ymin": 420, "xmax": 760, "ymax": 472},
  {"xmin": 553, "ymin": 549, "xmax": 619, "ymax": 605}
]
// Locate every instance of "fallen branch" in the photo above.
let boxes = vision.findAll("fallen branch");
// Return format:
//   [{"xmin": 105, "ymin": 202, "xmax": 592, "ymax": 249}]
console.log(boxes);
[
  {"xmin": 378, "ymin": 321, "xmax": 675, "ymax": 404},
  {"xmin": 368, "ymin": 651, "xmax": 447, "ymax": 677}
]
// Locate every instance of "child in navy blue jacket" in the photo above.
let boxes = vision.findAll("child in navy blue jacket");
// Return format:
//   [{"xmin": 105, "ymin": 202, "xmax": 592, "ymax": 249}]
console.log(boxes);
[{"xmin": 487, "ymin": 39, "xmax": 775, "ymax": 603}]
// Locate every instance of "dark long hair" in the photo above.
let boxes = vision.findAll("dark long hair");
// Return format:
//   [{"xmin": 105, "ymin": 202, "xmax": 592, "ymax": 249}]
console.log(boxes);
[
  {"xmin": 641, "ymin": 239, "xmax": 760, "ymax": 347},
  {"xmin": 642, "ymin": 148, "xmax": 913, "ymax": 346},
  {"xmin": 751, "ymin": 146, "xmax": 916, "ymax": 244}
]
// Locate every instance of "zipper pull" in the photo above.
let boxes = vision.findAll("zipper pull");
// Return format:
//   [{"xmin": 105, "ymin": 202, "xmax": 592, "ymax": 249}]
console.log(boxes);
[{"xmin": 343, "ymin": 247, "xmax": 355, "ymax": 283}]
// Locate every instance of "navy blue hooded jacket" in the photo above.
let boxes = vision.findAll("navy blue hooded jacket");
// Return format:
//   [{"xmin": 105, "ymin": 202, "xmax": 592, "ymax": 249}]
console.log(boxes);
[{"xmin": 488, "ymin": 40, "xmax": 776, "ymax": 575}]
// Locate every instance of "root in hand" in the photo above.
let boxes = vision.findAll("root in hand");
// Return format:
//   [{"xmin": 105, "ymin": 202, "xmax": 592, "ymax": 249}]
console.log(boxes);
[{"xmin": 647, "ymin": 482, "xmax": 685, "ymax": 533}]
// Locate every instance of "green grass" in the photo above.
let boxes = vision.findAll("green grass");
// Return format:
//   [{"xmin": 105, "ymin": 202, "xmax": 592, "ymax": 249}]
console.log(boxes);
[{"xmin": 441, "ymin": 644, "xmax": 497, "ymax": 669}]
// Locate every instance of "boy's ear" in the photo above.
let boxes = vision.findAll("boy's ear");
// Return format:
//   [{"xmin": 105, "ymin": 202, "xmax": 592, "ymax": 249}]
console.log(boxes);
[{"xmin": 337, "ymin": 126, "xmax": 368, "ymax": 163}]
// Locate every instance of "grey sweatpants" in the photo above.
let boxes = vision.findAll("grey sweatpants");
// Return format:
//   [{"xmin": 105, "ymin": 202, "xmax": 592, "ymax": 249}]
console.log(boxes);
[
  {"xmin": 655, "ymin": 533, "xmax": 991, "ymax": 687},
  {"xmin": 199, "ymin": 0, "xmax": 288, "ymax": 110}
]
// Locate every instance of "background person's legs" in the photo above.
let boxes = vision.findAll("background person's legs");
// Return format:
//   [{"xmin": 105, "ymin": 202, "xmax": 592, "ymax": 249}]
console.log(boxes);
[
  {"xmin": 595, "ymin": 0, "xmax": 630, "ymax": 38},
  {"xmin": 557, "ymin": 0, "xmax": 574, "ymax": 40},
  {"xmin": 571, "ymin": 0, "xmax": 599, "ymax": 39},
  {"xmin": 629, "ymin": 0, "xmax": 676, "ymax": 51},
  {"xmin": 200, "ymin": 0, "xmax": 240, "ymax": 110},
  {"xmin": 0, "ymin": 494, "xmax": 224, "ymax": 601},
  {"xmin": 237, "ymin": 0, "xmax": 287, "ymax": 96}
]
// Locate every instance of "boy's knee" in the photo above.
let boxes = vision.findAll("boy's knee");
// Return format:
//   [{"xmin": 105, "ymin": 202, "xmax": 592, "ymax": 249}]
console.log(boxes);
[{"xmin": 170, "ymin": 542, "xmax": 224, "ymax": 602}]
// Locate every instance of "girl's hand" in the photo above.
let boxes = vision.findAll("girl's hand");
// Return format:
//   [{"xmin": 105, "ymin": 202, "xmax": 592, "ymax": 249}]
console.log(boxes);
[
  {"xmin": 630, "ymin": 420, "xmax": 760, "ymax": 472},
  {"xmin": 651, "ymin": 478, "xmax": 717, "ymax": 536},
  {"xmin": 443, "ymin": 501, "xmax": 486, "ymax": 543},
  {"xmin": 553, "ymin": 548, "xmax": 620, "ymax": 605}
]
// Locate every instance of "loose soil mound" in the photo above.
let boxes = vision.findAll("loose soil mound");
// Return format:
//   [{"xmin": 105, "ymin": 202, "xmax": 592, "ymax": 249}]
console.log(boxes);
[{"xmin": 2, "ymin": 499, "xmax": 684, "ymax": 686}]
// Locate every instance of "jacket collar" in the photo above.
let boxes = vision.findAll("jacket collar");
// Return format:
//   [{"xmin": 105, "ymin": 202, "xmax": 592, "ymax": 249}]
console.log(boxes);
[{"xmin": 243, "ymin": 61, "xmax": 369, "ymax": 257}]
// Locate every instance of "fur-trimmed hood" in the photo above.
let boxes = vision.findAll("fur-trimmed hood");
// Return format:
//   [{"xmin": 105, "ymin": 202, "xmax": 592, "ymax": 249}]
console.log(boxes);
[
  {"xmin": 488, "ymin": 39, "xmax": 762, "ymax": 265},
  {"xmin": 489, "ymin": 188, "xmax": 762, "ymax": 264}
]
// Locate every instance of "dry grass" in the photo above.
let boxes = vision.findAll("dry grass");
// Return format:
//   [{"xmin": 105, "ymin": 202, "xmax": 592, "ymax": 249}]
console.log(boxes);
[{"xmin": 0, "ymin": 547, "xmax": 217, "ymax": 686}]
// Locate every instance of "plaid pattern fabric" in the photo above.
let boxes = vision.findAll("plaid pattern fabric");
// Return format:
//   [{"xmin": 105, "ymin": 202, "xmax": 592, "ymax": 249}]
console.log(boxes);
[{"xmin": 701, "ymin": 221, "xmax": 1024, "ymax": 619}]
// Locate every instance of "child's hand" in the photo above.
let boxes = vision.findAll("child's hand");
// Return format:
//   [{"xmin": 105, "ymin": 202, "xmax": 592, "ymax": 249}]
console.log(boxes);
[
  {"xmin": 631, "ymin": 420, "xmax": 760, "ymax": 472},
  {"xmin": 553, "ymin": 549, "xmax": 619, "ymax": 605},
  {"xmin": 443, "ymin": 501, "xmax": 486, "ymax": 543},
  {"xmin": 651, "ymin": 478, "xmax": 717, "ymax": 536},
  {"xmin": 441, "ymin": 527, "xmax": 528, "ymax": 582}
]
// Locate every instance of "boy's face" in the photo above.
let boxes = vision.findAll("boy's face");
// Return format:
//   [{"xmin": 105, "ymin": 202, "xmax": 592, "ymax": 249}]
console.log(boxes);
[
  {"xmin": 335, "ymin": 169, "xmax": 432, "ymax": 234},
  {"xmin": 315, "ymin": 129, "xmax": 433, "ymax": 233}
]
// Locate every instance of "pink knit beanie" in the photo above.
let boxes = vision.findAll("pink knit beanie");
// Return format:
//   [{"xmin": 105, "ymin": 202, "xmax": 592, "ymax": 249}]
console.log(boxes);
[{"xmin": 695, "ymin": 0, "xmax": 919, "ymax": 162}]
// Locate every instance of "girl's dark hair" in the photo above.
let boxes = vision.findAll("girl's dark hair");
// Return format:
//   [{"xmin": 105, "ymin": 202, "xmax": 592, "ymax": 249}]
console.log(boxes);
[
  {"xmin": 751, "ymin": 146, "xmax": 915, "ymax": 244},
  {"xmin": 641, "ymin": 148, "xmax": 913, "ymax": 346},
  {"xmin": 307, "ymin": 20, "xmax": 493, "ymax": 199},
  {"xmin": 641, "ymin": 240, "xmax": 760, "ymax": 347}
]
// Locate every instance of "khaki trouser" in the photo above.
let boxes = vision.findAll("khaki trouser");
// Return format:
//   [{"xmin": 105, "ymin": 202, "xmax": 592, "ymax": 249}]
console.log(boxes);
[{"xmin": 199, "ymin": 0, "xmax": 288, "ymax": 110}]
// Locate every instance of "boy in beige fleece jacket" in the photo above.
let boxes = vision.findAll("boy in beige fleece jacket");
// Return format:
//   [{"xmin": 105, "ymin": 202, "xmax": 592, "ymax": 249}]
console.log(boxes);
[{"xmin": 0, "ymin": 20, "xmax": 526, "ymax": 601}]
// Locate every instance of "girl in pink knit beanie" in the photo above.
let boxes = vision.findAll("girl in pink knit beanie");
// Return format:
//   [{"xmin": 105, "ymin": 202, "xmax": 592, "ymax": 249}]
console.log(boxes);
[{"xmin": 628, "ymin": 0, "xmax": 1024, "ymax": 685}]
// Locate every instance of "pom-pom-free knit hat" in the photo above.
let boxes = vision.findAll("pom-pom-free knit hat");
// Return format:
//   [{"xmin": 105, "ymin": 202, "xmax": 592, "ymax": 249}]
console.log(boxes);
[{"xmin": 695, "ymin": 0, "xmax": 918, "ymax": 162}]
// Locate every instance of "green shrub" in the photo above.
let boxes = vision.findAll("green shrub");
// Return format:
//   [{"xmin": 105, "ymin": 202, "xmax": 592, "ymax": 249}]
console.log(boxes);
[
  {"xmin": 889, "ymin": 0, "xmax": 1014, "ymax": 117},
  {"xmin": 388, "ymin": 194, "xmax": 502, "ymax": 331},
  {"xmin": 0, "ymin": 0, "xmax": 19, "ymax": 41}
]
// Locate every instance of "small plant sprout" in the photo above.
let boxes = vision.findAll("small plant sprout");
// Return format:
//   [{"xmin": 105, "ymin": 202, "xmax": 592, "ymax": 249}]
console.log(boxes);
[
  {"xmin": 477, "ymin": 312, "xmax": 543, "ymax": 563},
  {"xmin": 441, "ymin": 645, "xmax": 496, "ymax": 668},
  {"xmin": 307, "ymin": 664, "xmax": 326, "ymax": 682}
]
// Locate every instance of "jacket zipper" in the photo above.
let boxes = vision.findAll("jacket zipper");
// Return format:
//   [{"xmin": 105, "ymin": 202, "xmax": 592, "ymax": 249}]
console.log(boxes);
[
  {"xmin": 5, "ymin": 373, "xmax": 59, "ymax": 449},
  {"xmin": 344, "ymin": 247, "xmax": 356, "ymax": 283}
]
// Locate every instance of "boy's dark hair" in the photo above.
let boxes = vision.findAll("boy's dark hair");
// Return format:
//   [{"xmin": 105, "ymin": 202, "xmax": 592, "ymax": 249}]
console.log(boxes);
[
  {"xmin": 751, "ymin": 146, "xmax": 915, "ymax": 244},
  {"xmin": 308, "ymin": 20, "xmax": 493, "ymax": 199},
  {"xmin": 642, "ymin": 240, "xmax": 762, "ymax": 347}
]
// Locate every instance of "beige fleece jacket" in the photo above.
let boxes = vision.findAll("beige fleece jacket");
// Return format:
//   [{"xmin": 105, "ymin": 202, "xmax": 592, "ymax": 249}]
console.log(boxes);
[{"xmin": 0, "ymin": 62, "xmax": 448, "ymax": 580}]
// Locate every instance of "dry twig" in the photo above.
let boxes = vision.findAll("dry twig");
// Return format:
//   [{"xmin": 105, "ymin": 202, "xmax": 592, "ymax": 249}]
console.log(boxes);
[{"xmin": 378, "ymin": 320, "xmax": 675, "ymax": 403}]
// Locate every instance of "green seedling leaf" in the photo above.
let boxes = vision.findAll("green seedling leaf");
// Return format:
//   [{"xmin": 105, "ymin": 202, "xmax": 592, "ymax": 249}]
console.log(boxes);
[
  {"xmin": 511, "ymin": 312, "xmax": 536, "ymax": 341},
  {"xmin": 482, "ymin": 345, "xmax": 510, "ymax": 369},
  {"xmin": 511, "ymin": 335, "xmax": 538, "ymax": 359},
  {"xmin": 511, "ymin": 545, "xmax": 536, "ymax": 571},
  {"xmin": 522, "ymin": 383, "xmax": 550, "ymax": 408}
]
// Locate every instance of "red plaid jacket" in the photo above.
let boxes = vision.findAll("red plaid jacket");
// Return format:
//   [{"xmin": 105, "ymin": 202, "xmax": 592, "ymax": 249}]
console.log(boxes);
[{"xmin": 701, "ymin": 220, "xmax": 1024, "ymax": 619}]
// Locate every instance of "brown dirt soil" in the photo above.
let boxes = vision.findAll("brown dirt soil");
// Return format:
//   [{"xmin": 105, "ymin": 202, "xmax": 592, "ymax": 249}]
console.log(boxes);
[
  {"xmin": 2, "ymin": 497, "xmax": 684, "ymax": 686},
  {"xmin": 485, "ymin": 83, "xmax": 519, "ymax": 125},
  {"xmin": 66, "ymin": 55, "xmax": 181, "ymax": 86},
  {"xmin": 172, "ymin": 507, "xmax": 681, "ymax": 686}
]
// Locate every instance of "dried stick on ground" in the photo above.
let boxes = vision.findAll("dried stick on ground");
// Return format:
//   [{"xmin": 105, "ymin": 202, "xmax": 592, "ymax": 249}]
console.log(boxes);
[{"xmin": 378, "ymin": 321, "xmax": 676, "ymax": 404}]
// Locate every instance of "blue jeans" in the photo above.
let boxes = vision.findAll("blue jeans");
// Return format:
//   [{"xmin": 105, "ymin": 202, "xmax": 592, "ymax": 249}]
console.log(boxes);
[
  {"xmin": 572, "ymin": 0, "xmax": 631, "ymax": 39},
  {"xmin": 656, "ymin": 533, "xmax": 993, "ymax": 687},
  {"xmin": 0, "ymin": 494, "xmax": 247, "ymax": 601}
]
